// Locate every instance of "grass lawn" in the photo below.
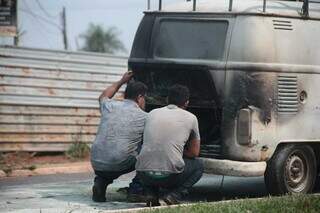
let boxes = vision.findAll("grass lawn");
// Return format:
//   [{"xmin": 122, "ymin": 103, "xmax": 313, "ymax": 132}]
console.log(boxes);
[{"xmin": 142, "ymin": 194, "xmax": 320, "ymax": 213}]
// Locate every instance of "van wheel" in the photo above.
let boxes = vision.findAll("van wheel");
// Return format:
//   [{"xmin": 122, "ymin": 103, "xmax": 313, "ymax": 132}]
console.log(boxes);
[
  {"xmin": 314, "ymin": 164, "xmax": 320, "ymax": 192},
  {"xmin": 314, "ymin": 175, "xmax": 320, "ymax": 192},
  {"xmin": 264, "ymin": 144, "xmax": 316, "ymax": 195}
]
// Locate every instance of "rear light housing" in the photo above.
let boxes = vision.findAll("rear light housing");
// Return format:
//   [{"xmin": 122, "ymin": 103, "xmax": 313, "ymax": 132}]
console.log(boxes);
[{"xmin": 237, "ymin": 108, "xmax": 252, "ymax": 145}]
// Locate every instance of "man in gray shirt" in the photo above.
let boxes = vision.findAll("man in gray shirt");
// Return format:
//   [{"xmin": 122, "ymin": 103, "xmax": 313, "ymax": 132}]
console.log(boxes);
[
  {"xmin": 91, "ymin": 71, "xmax": 147, "ymax": 202},
  {"xmin": 136, "ymin": 85, "xmax": 203, "ymax": 206}
]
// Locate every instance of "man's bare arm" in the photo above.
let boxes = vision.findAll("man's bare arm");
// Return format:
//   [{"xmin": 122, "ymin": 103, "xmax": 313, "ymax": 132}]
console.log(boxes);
[
  {"xmin": 183, "ymin": 138, "xmax": 200, "ymax": 158},
  {"xmin": 99, "ymin": 71, "xmax": 133, "ymax": 100}
]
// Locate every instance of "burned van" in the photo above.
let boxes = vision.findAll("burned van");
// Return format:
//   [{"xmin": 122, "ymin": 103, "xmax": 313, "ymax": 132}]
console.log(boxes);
[{"xmin": 129, "ymin": 0, "xmax": 320, "ymax": 194}]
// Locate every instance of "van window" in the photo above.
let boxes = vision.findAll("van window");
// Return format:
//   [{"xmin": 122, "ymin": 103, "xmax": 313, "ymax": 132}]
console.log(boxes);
[{"xmin": 154, "ymin": 20, "xmax": 228, "ymax": 60}]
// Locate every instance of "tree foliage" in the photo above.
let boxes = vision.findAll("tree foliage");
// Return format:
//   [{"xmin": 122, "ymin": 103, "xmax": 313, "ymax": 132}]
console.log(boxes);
[{"xmin": 80, "ymin": 23, "xmax": 126, "ymax": 54}]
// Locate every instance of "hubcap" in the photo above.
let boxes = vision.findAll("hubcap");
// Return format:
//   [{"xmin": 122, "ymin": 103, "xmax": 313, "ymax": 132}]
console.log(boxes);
[{"xmin": 285, "ymin": 152, "xmax": 308, "ymax": 193}]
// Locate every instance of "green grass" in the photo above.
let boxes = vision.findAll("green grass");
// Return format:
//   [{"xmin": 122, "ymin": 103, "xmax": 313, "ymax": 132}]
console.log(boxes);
[
  {"xmin": 24, "ymin": 165, "xmax": 37, "ymax": 171},
  {"xmin": 142, "ymin": 194, "xmax": 320, "ymax": 213},
  {"xmin": 0, "ymin": 152, "xmax": 11, "ymax": 174},
  {"xmin": 66, "ymin": 142, "xmax": 90, "ymax": 159},
  {"xmin": 0, "ymin": 152, "xmax": 4, "ymax": 170}
]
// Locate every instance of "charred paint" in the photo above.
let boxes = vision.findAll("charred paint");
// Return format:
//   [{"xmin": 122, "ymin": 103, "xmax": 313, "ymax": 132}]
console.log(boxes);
[
  {"xmin": 0, "ymin": 86, "xmax": 6, "ymax": 92},
  {"xmin": 47, "ymin": 88, "xmax": 56, "ymax": 96},
  {"xmin": 260, "ymin": 145, "xmax": 270, "ymax": 161},
  {"xmin": 220, "ymin": 71, "xmax": 278, "ymax": 161},
  {"xmin": 223, "ymin": 71, "xmax": 275, "ymax": 123}
]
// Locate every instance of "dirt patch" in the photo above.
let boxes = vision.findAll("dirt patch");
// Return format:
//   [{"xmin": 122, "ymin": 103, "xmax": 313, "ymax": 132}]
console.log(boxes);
[{"xmin": 0, "ymin": 152, "xmax": 89, "ymax": 175}]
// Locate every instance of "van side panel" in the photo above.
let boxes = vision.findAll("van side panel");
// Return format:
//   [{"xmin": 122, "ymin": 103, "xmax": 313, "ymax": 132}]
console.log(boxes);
[
  {"xmin": 224, "ymin": 16, "xmax": 320, "ymax": 162},
  {"xmin": 277, "ymin": 73, "xmax": 320, "ymax": 143},
  {"xmin": 222, "ymin": 70, "xmax": 277, "ymax": 161}
]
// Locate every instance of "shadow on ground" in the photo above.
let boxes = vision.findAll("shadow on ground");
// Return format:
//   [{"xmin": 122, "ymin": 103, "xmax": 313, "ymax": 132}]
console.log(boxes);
[
  {"xmin": 37, "ymin": 175, "xmax": 268, "ymax": 210},
  {"xmin": 188, "ymin": 175, "xmax": 268, "ymax": 203},
  {"xmin": 0, "ymin": 173, "xmax": 270, "ymax": 212}
]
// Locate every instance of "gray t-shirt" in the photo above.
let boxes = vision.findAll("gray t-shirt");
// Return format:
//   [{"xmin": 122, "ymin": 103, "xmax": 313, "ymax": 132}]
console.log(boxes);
[
  {"xmin": 136, "ymin": 105, "xmax": 200, "ymax": 174},
  {"xmin": 91, "ymin": 98, "xmax": 147, "ymax": 171}
]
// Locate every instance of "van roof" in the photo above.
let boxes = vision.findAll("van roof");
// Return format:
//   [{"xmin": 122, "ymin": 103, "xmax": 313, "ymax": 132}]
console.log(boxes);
[{"xmin": 146, "ymin": 0, "xmax": 320, "ymax": 19}]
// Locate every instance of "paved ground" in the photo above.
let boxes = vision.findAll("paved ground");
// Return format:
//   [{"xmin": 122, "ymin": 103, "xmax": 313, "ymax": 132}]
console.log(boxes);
[{"xmin": 0, "ymin": 172, "xmax": 267, "ymax": 212}]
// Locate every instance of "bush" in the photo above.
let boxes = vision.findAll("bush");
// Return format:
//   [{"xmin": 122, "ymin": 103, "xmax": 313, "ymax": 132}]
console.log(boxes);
[{"xmin": 66, "ymin": 142, "xmax": 90, "ymax": 159}]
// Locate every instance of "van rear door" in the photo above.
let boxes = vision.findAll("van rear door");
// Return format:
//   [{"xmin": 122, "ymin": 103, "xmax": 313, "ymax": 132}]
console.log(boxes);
[{"xmin": 129, "ymin": 13, "xmax": 235, "ymax": 159}]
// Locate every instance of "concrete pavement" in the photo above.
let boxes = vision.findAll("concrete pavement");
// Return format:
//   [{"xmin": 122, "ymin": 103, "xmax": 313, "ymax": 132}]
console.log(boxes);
[
  {"xmin": 0, "ymin": 172, "xmax": 268, "ymax": 213},
  {"xmin": 0, "ymin": 172, "xmax": 144, "ymax": 213}
]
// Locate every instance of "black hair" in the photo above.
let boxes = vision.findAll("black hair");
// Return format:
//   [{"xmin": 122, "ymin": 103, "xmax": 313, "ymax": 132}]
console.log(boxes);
[
  {"xmin": 168, "ymin": 84, "xmax": 190, "ymax": 106},
  {"xmin": 124, "ymin": 81, "xmax": 148, "ymax": 100}
]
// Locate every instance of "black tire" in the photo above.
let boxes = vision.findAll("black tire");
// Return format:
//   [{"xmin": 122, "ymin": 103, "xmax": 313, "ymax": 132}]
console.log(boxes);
[
  {"xmin": 313, "ymin": 166, "xmax": 320, "ymax": 192},
  {"xmin": 264, "ymin": 144, "xmax": 317, "ymax": 195}
]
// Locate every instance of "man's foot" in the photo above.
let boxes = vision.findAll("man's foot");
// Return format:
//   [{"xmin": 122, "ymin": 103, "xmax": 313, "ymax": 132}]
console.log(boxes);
[
  {"xmin": 117, "ymin": 187, "xmax": 129, "ymax": 194},
  {"xmin": 127, "ymin": 184, "xmax": 146, "ymax": 202},
  {"xmin": 145, "ymin": 194, "xmax": 161, "ymax": 207},
  {"xmin": 162, "ymin": 192, "xmax": 182, "ymax": 205},
  {"xmin": 127, "ymin": 191, "xmax": 147, "ymax": 203},
  {"xmin": 145, "ymin": 191, "xmax": 161, "ymax": 207},
  {"xmin": 92, "ymin": 185, "xmax": 107, "ymax": 202}
]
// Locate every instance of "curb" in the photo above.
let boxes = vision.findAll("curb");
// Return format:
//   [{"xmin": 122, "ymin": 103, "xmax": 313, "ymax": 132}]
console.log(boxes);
[
  {"xmin": 0, "ymin": 161, "xmax": 93, "ymax": 178},
  {"xmin": 102, "ymin": 194, "xmax": 320, "ymax": 213}
]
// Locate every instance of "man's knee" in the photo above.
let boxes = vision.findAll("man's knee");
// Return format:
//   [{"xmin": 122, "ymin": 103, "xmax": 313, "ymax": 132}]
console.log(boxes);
[
  {"xmin": 195, "ymin": 158, "xmax": 204, "ymax": 173},
  {"xmin": 184, "ymin": 158, "xmax": 204, "ymax": 173},
  {"xmin": 193, "ymin": 159, "xmax": 204, "ymax": 180}
]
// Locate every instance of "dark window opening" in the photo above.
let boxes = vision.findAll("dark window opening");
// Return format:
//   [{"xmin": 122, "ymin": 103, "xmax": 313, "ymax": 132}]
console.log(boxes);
[
  {"xmin": 134, "ymin": 68, "xmax": 222, "ymax": 158},
  {"xmin": 154, "ymin": 20, "xmax": 228, "ymax": 60}
]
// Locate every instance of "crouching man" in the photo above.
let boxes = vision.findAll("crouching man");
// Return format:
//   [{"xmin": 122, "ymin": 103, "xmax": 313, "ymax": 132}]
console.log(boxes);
[
  {"xmin": 136, "ymin": 85, "xmax": 204, "ymax": 206},
  {"xmin": 91, "ymin": 71, "xmax": 148, "ymax": 202}
]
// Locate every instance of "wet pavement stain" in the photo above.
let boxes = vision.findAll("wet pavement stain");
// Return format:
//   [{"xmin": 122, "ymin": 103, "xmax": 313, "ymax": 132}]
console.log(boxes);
[{"xmin": 0, "ymin": 173, "xmax": 268, "ymax": 212}]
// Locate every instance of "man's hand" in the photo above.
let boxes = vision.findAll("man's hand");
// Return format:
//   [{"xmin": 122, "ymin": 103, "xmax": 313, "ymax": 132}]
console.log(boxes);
[
  {"xmin": 183, "ymin": 139, "xmax": 200, "ymax": 158},
  {"xmin": 99, "ymin": 70, "xmax": 134, "ymax": 100},
  {"xmin": 119, "ymin": 71, "xmax": 134, "ymax": 84}
]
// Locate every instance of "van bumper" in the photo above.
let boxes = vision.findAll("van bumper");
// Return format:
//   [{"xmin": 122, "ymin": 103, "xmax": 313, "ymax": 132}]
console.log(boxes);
[{"xmin": 199, "ymin": 157, "xmax": 266, "ymax": 177}]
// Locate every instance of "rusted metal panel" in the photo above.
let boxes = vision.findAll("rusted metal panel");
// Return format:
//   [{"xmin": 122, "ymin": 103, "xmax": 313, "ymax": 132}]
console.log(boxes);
[
  {"xmin": 0, "ymin": 125, "xmax": 98, "ymax": 134},
  {"xmin": 0, "ymin": 95, "xmax": 100, "ymax": 108},
  {"xmin": 0, "ymin": 46, "xmax": 127, "ymax": 66},
  {"xmin": 0, "ymin": 143, "xmax": 72, "ymax": 152},
  {"xmin": 0, "ymin": 46, "xmax": 128, "ymax": 151},
  {"xmin": 0, "ymin": 86, "xmax": 101, "ymax": 99},
  {"xmin": 0, "ymin": 67, "xmax": 122, "ymax": 83},
  {"xmin": 0, "ymin": 114, "xmax": 100, "ymax": 125},
  {"xmin": 0, "ymin": 105, "xmax": 100, "ymax": 116},
  {"xmin": 1, "ymin": 76, "xmax": 111, "ymax": 91},
  {"xmin": 0, "ymin": 134, "xmax": 95, "ymax": 143},
  {"xmin": 0, "ymin": 58, "xmax": 127, "ymax": 75}
]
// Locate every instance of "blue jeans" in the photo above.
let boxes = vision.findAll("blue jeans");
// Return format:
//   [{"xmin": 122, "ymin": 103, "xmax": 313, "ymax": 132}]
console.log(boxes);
[{"xmin": 94, "ymin": 161, "xmax": 142, "ymax": 194}]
